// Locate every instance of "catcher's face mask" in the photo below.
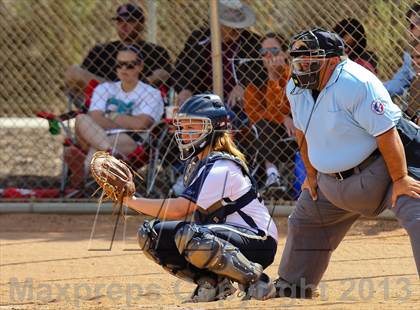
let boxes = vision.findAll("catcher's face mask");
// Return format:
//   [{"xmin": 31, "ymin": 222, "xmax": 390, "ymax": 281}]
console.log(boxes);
[{"xmin": 174, "ymin": 115, "xmax": 214, "ymax": 161}]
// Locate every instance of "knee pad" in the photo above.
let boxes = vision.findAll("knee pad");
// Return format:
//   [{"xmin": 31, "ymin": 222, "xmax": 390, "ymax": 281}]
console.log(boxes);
[
  {"xmin": 138, "ymin": 221, "xmax": 205, "ymax": 283},
  {"xmin": 174, "ymin": 224, "xmax": 263, "ymax": 285},
  {"xmin": 137, "ymin": 220, "xmax": 160, "ymax": 264}
]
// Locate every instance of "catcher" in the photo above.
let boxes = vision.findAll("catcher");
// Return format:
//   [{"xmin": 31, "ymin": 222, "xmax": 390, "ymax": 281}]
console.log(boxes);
[{"xmin": 90, "ymin": 94, "xmax": 278, "ymax": 302}]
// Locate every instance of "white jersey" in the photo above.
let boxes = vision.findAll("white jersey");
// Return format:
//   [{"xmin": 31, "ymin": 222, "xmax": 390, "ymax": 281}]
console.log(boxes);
[
  {"xmin": 180, "ymin": 159, "xmax": 279, "ymax": 242},
  {"xmin": 89, "ymin": 81, "xmax": 164, "ymax": 123}
]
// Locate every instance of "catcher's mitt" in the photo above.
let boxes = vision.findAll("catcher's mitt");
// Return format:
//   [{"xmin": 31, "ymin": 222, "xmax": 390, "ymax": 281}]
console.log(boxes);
[{"xmin": 90, "ymin": 151, "xmax": 136, "ymax": 212}]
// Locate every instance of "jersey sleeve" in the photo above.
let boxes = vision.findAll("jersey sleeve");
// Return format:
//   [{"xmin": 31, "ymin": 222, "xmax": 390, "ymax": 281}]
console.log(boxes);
[
  {"xmin": 353, "ymin": 79, "xmax": 402, "ymax": 136},
  {"xmin": 180, "ymin": 163, "xmax": 232, "ymax": 210},
  {"xmin": 89, "ymin": 83, "xmax": 109, "ymax": 112}
]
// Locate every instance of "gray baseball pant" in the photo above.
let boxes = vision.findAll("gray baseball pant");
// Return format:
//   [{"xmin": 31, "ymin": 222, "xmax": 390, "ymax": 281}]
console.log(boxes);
[{"xmin": 278, "ymin": 156, "xmax": 420, "ymax": 287}]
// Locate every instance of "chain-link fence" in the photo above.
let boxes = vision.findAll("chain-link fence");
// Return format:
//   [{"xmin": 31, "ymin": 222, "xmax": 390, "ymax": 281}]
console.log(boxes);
[{"xmin": 0, "ymin": 0, "xmax": 418, "ymax": 201}]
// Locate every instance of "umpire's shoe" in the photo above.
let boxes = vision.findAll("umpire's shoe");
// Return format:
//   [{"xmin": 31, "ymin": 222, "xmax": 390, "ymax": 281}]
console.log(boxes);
[{"xmin": 274, "ymin": 278, "xmax": 319, "ymax": 299}]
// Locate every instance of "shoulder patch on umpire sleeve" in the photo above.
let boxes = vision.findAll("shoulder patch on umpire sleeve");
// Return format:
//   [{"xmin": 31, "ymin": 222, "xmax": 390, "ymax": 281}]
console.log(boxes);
[{"xmin": 371, "ymin": 99, "xmax": 386, "ymax": 115}]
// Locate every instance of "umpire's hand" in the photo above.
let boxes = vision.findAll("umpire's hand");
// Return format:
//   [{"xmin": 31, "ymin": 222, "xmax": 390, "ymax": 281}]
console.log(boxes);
[
  {"xmin": 302, "ymin": 174, "xmax": 318, "ymax": 201},
  {"xmin": 391, "ymin": 175, "xmax": 420, "ymax": 207}
]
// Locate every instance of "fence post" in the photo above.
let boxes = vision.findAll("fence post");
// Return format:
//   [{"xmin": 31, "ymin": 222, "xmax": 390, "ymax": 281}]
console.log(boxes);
[
  {"xmin": 209, "ymin": 0, "xmax": 223, "ymax": 100},
  {"xmin": 147, "ymin": 0, "xmax": 157, "ymax": 44}
]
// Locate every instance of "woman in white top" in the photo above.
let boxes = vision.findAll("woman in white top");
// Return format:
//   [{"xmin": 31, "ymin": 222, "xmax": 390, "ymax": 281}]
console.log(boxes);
[
  {"xmin": 75, "ymin": 45, "xmax": 163, "ymax": 164},
  {"xmin": 123, "ymin": 94, "xmax": 278, "ymax": 302}
]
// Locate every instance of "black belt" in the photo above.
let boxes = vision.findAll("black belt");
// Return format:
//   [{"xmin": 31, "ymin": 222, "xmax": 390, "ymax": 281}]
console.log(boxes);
[{"xmin": 327, "ymin": 149, "xmax": 381, "ymax": 181}]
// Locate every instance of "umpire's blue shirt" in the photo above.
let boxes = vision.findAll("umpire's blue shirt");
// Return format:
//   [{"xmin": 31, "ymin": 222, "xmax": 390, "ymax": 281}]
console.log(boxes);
[{"xmin": 287, "ymin": 59, "xmax": 401, "ymax": 174}]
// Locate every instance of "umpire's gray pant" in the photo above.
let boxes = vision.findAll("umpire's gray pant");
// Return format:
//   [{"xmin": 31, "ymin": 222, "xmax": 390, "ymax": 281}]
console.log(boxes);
[{"xmin": 278, "ymin": 156, "xmax": 420, "ymax": 287}]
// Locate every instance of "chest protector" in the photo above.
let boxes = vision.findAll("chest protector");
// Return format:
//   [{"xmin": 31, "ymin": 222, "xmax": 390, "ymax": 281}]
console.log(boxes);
[{"xmin": 184, "ymin": 152, "xmax": 264, "ymax": 235}]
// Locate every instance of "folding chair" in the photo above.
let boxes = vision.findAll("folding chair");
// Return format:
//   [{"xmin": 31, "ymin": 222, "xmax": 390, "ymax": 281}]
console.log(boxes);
[{"xmin": 37, "ymin": 80, "xmax": 177, "ymax": 198}]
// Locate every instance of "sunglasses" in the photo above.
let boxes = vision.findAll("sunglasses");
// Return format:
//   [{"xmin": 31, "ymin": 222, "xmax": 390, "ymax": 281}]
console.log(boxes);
[
  {"xmin": 260, "ymin": 47, "xmax": 282, "ymax": 56},
  {"xmin": 116, "ymin": 60, "xmax": 141, "ymax": 69}
]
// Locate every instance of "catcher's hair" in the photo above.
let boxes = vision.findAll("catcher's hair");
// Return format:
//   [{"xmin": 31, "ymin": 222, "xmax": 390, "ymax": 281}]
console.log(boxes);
[{"xmin": 212, "ymin": 132, "xmax": 247, "ymax": 164}]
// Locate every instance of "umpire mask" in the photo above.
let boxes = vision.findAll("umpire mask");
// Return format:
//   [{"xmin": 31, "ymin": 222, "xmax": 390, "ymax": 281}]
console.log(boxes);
[{"xmin": 289, "ymin": 28, "xmax": 345, "ymax": 92}]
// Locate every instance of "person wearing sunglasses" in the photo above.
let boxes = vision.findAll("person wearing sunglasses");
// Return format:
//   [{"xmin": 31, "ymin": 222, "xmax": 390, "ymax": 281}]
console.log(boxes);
[
  {"xmin": 384, "ymin": 3, "xmax": 419, "ymax": 97},
  {"xmin": 74, "ymin": 45, "xmax": 164, "ymax": 173},
  {"xmin": 243, "ymin": 33, "xmax": 298, "ymax": 198},
  {"xmin": 65, "ymin": 3, "xmax": 172, "ymax": 99}
]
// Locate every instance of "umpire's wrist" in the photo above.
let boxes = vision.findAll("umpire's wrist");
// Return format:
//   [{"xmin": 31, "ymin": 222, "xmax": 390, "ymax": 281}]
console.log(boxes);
[{"xmin": 392, "ymin": 173, "xmax": 408, "ymax": 183}]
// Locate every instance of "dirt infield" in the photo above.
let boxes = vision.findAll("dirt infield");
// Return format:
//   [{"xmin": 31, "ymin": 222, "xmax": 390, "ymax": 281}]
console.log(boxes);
[{"xmin": 0, "ymin": 214, "xmax": 418, "ymax": 309}]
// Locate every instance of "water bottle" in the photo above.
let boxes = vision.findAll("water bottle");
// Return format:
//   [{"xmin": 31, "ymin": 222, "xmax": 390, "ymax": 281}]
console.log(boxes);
[{"xmin": 48, "ymin": 119, "xmax": 60, "ymax": 135}]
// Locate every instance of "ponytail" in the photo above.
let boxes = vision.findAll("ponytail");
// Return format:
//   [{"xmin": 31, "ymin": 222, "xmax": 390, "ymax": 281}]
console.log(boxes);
[{"xmin": 212, "ymin": 132, "xmax": 248, "ymax": 166}]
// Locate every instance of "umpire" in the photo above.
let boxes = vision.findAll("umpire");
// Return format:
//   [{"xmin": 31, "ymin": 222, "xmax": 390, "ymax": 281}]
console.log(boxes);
[{"xmin": 274, "ymin": 28, "xmax": 420, "ymax": 298}]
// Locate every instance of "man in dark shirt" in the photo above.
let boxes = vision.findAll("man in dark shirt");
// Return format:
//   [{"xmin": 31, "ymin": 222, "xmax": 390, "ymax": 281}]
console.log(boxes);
[
  {"xmin": 65, "ymin": 3, "xmax": 172, "ymax": 96},
  {"xmin": 172, "ymin": 0, "xmax": 266, "ymax": 107}
]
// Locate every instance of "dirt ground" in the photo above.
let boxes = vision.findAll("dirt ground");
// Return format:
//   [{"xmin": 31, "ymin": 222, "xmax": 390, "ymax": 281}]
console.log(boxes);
[{"xmin": 0, "ymin": 214, "xmax": 419, "ymax": 310}]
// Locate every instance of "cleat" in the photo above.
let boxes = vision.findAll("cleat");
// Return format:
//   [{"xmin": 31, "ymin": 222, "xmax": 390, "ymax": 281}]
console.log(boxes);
[
  {"xmin": 242, "ymin": 273, "xmax": 276, "ymax": 301},
  {"xmin": 187, "ymin": 277, "xmax": 237, "ymax": 303}
]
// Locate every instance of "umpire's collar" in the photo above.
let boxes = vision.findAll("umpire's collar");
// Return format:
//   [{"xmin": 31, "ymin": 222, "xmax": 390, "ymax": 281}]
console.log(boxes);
[{"xmin": 324, "ymin": 58, "xmax": 346, "ymax": 90}]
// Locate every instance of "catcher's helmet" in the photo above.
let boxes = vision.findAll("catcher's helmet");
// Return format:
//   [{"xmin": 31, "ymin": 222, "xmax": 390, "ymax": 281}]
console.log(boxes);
[
  {"xmin": 174, "ymin": 94, "xmax": 229, "ymax": 160},
  {"xmin": 289, "ymin": 28, "xmax": 345, "ymax": 91}
]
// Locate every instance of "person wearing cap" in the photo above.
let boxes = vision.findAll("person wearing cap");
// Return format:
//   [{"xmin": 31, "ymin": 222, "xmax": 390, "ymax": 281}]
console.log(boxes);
[
  {"xmin": 384, "ymin": 4, "xmax": 419, "ymax": 97},
  {"xmin": 71, "ymin": 46, "xmax": 164, "ymax": 182},
  {"xmin": 172, "ymin": 0, "xmax": 265, "ymax": 107},
  {"xmin": 169, "ymin": 0, "xmax": 265, "ymax": 196},
  {"xmin": 333, "ymin": 18, "xmax": 378, "ymax": 73},
  {"xmin": 273, "ymin": 28, "xmax": 420, "ymax": 298},
  {"xmin": 65, "ymin": 3, "xmax": 172, "ymax": 97}
]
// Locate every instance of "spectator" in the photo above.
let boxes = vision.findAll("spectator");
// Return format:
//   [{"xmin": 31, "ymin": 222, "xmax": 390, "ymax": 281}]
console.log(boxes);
[
  {"xmin": 405, "ymin": 38, "xmax": 420, "ymax": 124},
  {"xmin": 73, "ymin": 45, "xmax": 164, "ymax": 182},
  {"xmin": 333, "ymin": 18, "xmax": 378, "ymax": 73},
  {"xmin": 170, "ymin": 0, "xmax": 265, "ymax": 195},
  {"xmin": 384, "ymin": 3, "xmax": 419, "ymax": 97},
  {"xmin": 173, "ymin": 0, "xmax": 265, "ymax": 107},
  {"xmin": 243, "ymin": 33, "xmax": 297, "ymax": 192},
  {"xmin": 65, "ymin": 3, "xmax": 172, "ymax": 98}
]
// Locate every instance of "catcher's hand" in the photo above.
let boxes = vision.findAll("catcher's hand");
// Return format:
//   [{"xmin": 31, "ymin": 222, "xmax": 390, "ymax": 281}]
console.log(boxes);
[{"xmin": 90, "ymin": 151, "xmax": 136, "ymax": 212}]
